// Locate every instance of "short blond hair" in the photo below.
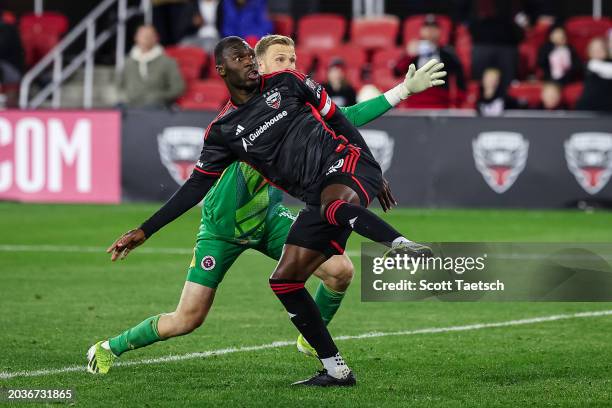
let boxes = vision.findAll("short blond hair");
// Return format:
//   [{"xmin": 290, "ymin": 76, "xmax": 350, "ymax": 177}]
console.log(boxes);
[{"xmin": 254, "ymin": 35, "xmax": 295, "ymax": 59}]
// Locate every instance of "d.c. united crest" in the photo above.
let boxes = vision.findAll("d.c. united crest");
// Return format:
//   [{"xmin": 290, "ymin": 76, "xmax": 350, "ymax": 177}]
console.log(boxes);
[
  {"xmin": 264, "ymin": 89, "xmax": 281, "ymax": 109},
  {"xmin": 472, "ymin": 132, "xmax": 529, "ymax": 194},
  {"xmin": 157, "ymin": 127, "xmax": 205, "ymax": 185},
  {"xmin": 565, "ymin": 132, "xmax": 612, "ymax": 194}
]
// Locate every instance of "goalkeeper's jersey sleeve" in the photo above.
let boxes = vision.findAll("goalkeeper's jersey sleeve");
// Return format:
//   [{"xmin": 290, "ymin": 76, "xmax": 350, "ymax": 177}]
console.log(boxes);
[{"xmin": 198, "ymin": 161, "xmax": 284, "ymax": 244}]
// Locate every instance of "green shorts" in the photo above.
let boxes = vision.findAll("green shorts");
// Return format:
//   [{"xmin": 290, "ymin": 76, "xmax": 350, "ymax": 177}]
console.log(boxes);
[{"xmin": 186, "ymin": 206, "xmax": 296, "ymax": 289}]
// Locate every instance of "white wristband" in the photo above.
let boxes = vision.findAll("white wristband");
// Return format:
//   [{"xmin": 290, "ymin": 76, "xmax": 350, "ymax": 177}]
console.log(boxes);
[{"xmin": 383, "ymin": 83, "xmax": 409, "ymax": 106}]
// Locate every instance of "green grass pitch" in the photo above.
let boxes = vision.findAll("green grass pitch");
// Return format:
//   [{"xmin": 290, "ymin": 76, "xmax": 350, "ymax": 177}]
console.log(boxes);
[{"xmin": 1, "ymin": 202, "xmax": 611, "ymax": 407}]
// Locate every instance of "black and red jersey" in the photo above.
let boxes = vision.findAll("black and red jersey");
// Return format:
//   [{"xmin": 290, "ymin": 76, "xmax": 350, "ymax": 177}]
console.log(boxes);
[{"xmin": 194, "ymin": 70, "xmax": 377, "ymax": 202}]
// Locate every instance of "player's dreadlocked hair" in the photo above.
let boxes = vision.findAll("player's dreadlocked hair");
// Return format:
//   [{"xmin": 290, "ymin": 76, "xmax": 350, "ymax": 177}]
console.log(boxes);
[
  {"xmin": 214, "ymin": 36, "xmax": 248, "ymax": 66},
  {"xmin": 254, "ymin": 35, "xmax": 295, "ymax": 59}
]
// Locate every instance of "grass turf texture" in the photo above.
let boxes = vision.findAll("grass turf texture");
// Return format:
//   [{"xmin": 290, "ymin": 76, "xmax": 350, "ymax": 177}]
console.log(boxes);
[{"xmin": 0, "ymin": 202, "xmax": 611, "ymax": 407}]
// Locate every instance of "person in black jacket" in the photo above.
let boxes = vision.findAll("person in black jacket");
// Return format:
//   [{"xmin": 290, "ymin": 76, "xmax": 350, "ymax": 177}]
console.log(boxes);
[
  {"xmin": 179, "ymin": 0, "xmax": 222, "ymax": 52},
  {"xmin": 537, "ymin": 25, "xmax": 581, "ymax": 84},
  {"xmin": 323, "ymin": 58, "xmax": 357, "ymax": 107},
  {"xmin": 0, "ymin": 18, "xmax": 24, "ymax": 84},
  {"xmin": 469, "ymin": 0, "xmax": 524, "ymax": 91},
  {"xmin": 394, "ymin": 14, "xmax": 466, "ymax": 108}
]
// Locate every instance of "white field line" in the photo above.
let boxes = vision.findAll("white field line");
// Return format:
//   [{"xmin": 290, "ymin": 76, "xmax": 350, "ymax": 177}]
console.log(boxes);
[
  {"xmin": 4, "ymin": 244, "xmax": 612, "ymax": 261},
  {"xmin": 1, "ymin": 309, "xmax": 611, "ymax": 380}
]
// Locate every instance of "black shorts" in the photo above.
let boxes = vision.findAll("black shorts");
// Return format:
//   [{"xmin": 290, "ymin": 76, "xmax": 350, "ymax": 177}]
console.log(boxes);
[
  {"xmin": 304, "ymin": 144, "xmax": 383, "ymax": 206},
  {"xmin": 285, "ymin": 204, "xmax": 352, "ymax": 259}
]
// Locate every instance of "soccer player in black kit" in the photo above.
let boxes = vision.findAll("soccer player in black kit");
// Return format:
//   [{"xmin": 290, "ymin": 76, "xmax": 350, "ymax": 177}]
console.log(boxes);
[{"xmin": 110, "ymin": 37, "xmax": 445, "ymax": 386}]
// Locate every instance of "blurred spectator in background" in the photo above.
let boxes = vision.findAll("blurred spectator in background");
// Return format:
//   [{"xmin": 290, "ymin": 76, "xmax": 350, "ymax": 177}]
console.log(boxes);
[
  {"xmin": 470, "ymin": 0, "xmax": 524, "ymax": 91},
  {"xmin": 535, "ymin": 81, "xmax": 566, "ymax": 110},
  {"xmin": 179, "ymin": 0, "xmax": 221, "ymax": 53},
  {"xmin": 576, "ymin": 37, "xmax": 612, "ymax": 112},
  {"xmin": 323, "ymin": 58, "xmax": 357, "ymax": 107},
  {"xmin": 152, "ymin": 0, "xmax": 190, "ymax": 46},
  {"xmin": 537, "ymin": 25, "xmax": 580, "ymax": 84},
  {"xmin": 394, "ymin": 14, "xmax": 465, "ymax": 108},
  {"xmin": 117, "ymin": 25, "xmax": 185, "ymax": 108},
  {"xmin": 0, "ymin": 10, "xmax": 23, "ymax": 108},
  {"xmin": 356, "ymin": 84, "xmax": 382, "ymax": 103},
  {"xmin": 222, "ymin": 0, "xmax": 272, "ymax": 45},
  {"xmin": 476, "ymin": 67, "xmax": 520, "ymax": 116},
  {"xmin": 0, "ymin": 13, "xmax": 24, "ymax": 85}
]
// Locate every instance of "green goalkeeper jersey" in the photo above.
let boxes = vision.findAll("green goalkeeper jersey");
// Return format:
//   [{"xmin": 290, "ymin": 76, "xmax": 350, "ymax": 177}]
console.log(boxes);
[{"xmin": 198, "ymin": 94, "xmax": 392, "ymax": 244}]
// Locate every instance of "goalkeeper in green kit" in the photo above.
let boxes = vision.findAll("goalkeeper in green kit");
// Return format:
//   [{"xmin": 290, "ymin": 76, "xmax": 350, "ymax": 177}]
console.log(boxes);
[{"xmin": 87, "ymin": 34, "xmax": 446, "ymax": 374}]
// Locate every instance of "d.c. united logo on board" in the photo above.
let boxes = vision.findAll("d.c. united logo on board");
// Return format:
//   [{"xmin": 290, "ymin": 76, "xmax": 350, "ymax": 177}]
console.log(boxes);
[
  {"xmin": 472, "ymin": 132, "xmax": 529, "ymax": 194},
  {"xmin": 565, "ymin": 132, "xmax": 612, "ymax": 194},
  {"xmin": 157, "ymin": 127, "xmax": 205, "ymax": 185}
]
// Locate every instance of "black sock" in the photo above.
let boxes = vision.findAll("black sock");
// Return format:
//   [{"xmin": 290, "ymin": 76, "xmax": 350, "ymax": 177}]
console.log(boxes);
[
  {"xmin": 324, "ymin": 199, "xmax": 404, "ymax": 246},
  {"xmin": 269, "ymin": 279, "xmax": 338, "ymax": 359}
]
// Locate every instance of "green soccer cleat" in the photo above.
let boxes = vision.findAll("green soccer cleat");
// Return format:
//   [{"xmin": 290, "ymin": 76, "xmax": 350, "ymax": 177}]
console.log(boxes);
[
  {"xmin": 296, "ymin": 334, "xmax": 318, "ymax": 358},
  {"xmin": 86, "ymin": 341, "xmax": 116, "ymax": 374}
]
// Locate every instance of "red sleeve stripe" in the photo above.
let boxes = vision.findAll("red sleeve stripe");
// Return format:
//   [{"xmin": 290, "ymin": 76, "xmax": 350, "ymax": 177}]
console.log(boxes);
[
  {"xmin": 194, "ymin": 167, "xmax": 222, "ymax": 176},
  {"xmin": 306, "ymin": 103, "xmax": 348, "ymax": 144}
]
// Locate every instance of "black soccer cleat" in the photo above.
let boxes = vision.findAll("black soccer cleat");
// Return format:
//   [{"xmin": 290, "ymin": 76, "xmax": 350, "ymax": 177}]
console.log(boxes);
[
  {"xmin": 292, "ymin": 370, "xmax": 357, "ymax": 387},
  {"xmin": 383, "ymin": 241, "xmax": 433, "ymax": 260}
]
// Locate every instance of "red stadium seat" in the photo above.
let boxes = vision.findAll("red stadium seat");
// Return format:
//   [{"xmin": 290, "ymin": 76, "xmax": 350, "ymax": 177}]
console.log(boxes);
[
  {"xmin": 297, "ymin": 13, "xmax": 346, "ymax": 50},
  {"xmin": 507, "ymin": 81, "xmax": 543, "ymax": 108},
  {"xmin": 518, "ymin": 42, "xmax": 538, "ymax": 79},
  {"xmin": 454, "ymin": 24, "xmax": 472, "ymax": 79},
  {"xmin": 19, "ymin": 12, "xmax": 69, "ymax": 35},
  {"xmin": 316, "ymin": 44, "xmax": 367, "ymax": 71},
  {"xmin": 350, "ymin": 16, "xmax": 400, "ymax": 49},
  {"xmin": 565, "ymin": 16, "xmax": 612, "ymax": 61},
  {"xmin": 295, "ymin": 47, "xmax": 315, "ymax": 73},
  {"xmin": 461, "ymin": 80, "xmax": 480, "ymax": 109},
  {"xmin": 19, "ymin": 12, "xmax": 69, "ymax": 67},
  {"xmin": 165, "ymin": 46, "xmax": 208, "ymax": 83},
  {"xmin": 371, "ymin": 67, "xmax": 398, "ymax": 91},
  {"xmin": 372, "ymin": 47, "xmax": 404, "ymax": 70},
  {"xmin": 562, "ymin": 82, "xmax": 584, "ymax": 109},
  {"xmin": 403, "ymin": 14, "xmax": 452, "ymax": 46},
  {"xmin": 2, "ymin": 10, "xmax": 16, "ymax": 25},
  {"xmin": 177, "ymin": 80, "xmax": 229, "ymax": 110},
  {"xmin": 271, "ymin": 13, "xmax": 294, "ymax": 37}
]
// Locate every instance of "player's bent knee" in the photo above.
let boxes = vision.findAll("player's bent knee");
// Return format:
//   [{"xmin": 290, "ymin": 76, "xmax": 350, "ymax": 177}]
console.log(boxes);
[
  {"xmin": 173, "ymin": 307, "xmax": 207, "ymax": 334},
  {"xmin": 331, "ymin": 256, "xmax": 354, "ymax": 289}
]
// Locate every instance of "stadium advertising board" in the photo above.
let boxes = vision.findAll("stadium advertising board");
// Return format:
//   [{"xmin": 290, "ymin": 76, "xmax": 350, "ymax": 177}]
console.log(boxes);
[
  {"xmin": 121, "ymin": 110, "xmax": 612, "ymax": 207},
  {"xmin": 0, "ymin": 111, "xmax": 120, "ymax": 203}
]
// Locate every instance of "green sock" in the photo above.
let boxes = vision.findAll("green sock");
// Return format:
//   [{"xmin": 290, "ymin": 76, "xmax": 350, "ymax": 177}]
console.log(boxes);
[
  {"xmin": 108, "ymin": 314, "xmax": 163, "ymax": 357},
  {"xmin": 314, "ymin": 283, "xmax": 346, "ymax": 326}
]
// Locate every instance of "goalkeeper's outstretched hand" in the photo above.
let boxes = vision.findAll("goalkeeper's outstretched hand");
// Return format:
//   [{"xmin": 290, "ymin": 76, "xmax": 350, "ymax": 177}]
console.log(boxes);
[{"xmin": 402, "ymin": 59, "xmax": 447, "ymax": 97}]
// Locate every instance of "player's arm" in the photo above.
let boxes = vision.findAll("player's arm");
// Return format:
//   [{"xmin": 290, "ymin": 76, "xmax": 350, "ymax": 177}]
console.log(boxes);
[
  {"xmin": 107, "ymin": 129, "xmax": 233, "ymax": 261},
  {"xmin": 106, "ymin": 171, "xmax": 218, "ymax": 261},
  {"xmin": 339, "ymin": 95, "xmax": 391, "ymax": 127},
  {"xmin": 339, "ymin": 59, "xmax": 447, "ymax": 126}
]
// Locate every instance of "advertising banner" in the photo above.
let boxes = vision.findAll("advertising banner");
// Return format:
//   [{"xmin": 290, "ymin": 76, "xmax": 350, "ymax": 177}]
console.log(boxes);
[
  {"xmin": 0, "ymin": 111, "xmax": 121, "ymax": 203},
  {"xmin": 121, "ymin": 109, "xmax": 612, "ymax": 208}
]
